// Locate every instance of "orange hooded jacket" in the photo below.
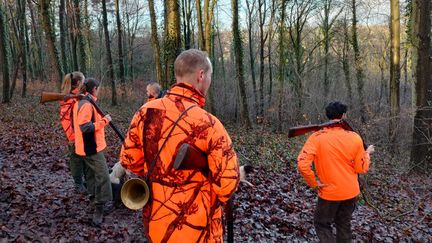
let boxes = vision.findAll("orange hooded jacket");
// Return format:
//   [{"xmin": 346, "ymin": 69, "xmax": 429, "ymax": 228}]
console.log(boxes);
[
  {"xmin": 59, "ymin": 88, "xmax": 79, "ymax": 142},
  {"xmin": 73, "ymin": 94, "xmax": 109, "ymax": 156},
  {"xmin": 120, "ymin": 83, "xmax": 240, "ymax": 243},
  {"xmin": 297, "ymin": 126, "xmax": 370, "ymax": 201}
]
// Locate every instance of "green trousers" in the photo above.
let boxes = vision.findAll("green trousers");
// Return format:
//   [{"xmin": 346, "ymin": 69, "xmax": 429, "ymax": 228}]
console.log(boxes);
[
  {"xmin": 68, "ymin": 144, "xmax": 86, "ymax": 186},
  {"xmin": 82, "ymin": 152, "xmax": 113, "ymax": 204}
]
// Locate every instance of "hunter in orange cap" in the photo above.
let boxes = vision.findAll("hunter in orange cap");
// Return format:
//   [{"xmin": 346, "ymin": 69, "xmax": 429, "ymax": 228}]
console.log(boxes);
[
  {"xmin": 297, "ymin": 101, "xmax": 375, "ymax": 242},
  {"xmin": 115, "ymin": 49, "xmax": 240, "ymax": 242},
  {"xmin": 59, "ymin": 71, "xmax": 86, "ymax": 192}
]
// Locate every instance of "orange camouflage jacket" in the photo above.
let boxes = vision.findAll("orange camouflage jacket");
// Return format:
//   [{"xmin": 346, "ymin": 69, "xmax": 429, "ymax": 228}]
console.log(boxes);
[
  {"xmin": 59, "ymin": 88, "xmax": 79, "ymax": 142},
  {"xmin": 120, "ymin": 83, "xmax": 240, "ymax": 243}
]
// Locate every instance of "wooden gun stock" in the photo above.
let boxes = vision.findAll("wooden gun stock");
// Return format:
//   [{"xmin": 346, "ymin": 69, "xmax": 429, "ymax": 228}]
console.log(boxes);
[
  {"xmin": 173, "ymin": 143, "xmax": 234, "ymax": 243},
  {"xmin": 40, "ymin": 91, "xmax": 82, "ymax": 103},
  {"xmin": 173, "ymin": 143, "xmax": 208, "ymax": 172},
  {"xmin": 288, "ymin": 120, "xmax": 343, "ymax": 137}
]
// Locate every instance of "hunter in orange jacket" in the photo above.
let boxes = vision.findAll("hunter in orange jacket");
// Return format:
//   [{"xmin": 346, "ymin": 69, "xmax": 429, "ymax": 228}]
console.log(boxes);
[
  {"xmin": 297, "ymin": 101, "xmax": 375, "ymax": 242},
  {"xmin": 120, "ymin": 49, "xmax": 240, "ymax": 243},
  {"xmin": 73, "ymin": 93, "xmax": 110, "ymax": 156},
  {"xmin": 73, "ymin": 78, "xmax": 113, "ymax": 226},
  {"xmin": 59, "ymin": 72, "xmax": 86, "ymax": 192}
]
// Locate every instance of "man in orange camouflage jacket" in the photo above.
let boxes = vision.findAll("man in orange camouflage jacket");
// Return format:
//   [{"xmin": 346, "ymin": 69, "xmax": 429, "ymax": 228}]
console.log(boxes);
[
  {"xmin": 115, "ymin": 49, "xmax": 240, "ymax": 242},
  {"xmin": 297, "ymin": 101, "xmax": 375, "ymax": 243}
]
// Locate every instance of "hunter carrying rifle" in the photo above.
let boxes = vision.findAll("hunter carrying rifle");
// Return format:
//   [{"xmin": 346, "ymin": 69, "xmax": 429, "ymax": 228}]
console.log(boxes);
[
  {"xmin": 110, "ymin": 49, "xmax": 240, "ymax": 242},
  {"xmin": 294, "ymin": 101, "xmax": 375, "ymax": 242}
]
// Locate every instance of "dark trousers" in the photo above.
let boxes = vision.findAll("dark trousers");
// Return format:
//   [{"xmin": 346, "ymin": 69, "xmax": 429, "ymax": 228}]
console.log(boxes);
[
  {"xmin": 83, "ymin": 152, "xmax": 113, "ymax": 204},
  {"xmin": 314, "ymin": 197, "xmax": 357, "ymax": 243},
  {"xmin": 68, "ymin": 144, "xmax": 86, "ymax": 186}
]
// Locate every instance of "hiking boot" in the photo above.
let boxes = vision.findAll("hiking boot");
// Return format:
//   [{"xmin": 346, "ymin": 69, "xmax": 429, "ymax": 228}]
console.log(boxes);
[{"xmin": 92, "ymin": 204, "xmax": 104, "ymax": 226}]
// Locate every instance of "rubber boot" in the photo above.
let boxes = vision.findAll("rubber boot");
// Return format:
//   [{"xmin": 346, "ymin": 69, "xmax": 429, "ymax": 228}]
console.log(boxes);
[{"xmin": 92, "ymin": 204, "xmax": 104, "ymax": 226}]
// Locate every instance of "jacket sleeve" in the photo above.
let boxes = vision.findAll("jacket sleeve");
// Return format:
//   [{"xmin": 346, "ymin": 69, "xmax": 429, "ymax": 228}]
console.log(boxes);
[
  {"xmin": 297, "ymin": 135, "xmax": 319, "ymax": 188},
  {"xmin": 120, "ymin": 108, "xmax": 148, "ymax": 176},
  {"xmin": 353, "ymin": 135, "xmax": 370, "ymax": 174},
  {"xmin": 78, "ymin": 102, "xmax": 108, "ymax": 133},
  {"xmin": 207, "ymin": 120, "xmax": 240, "ymax": 203},
  {"xmin": 59, "ymin": 100, "xmax": 74, "ymax": 142}
]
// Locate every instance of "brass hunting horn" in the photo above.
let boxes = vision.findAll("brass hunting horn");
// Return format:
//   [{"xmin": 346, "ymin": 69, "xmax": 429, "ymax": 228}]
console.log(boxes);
[{"xmin": 120, "ymin": 178, "xmax": 150, "ymax": 210}]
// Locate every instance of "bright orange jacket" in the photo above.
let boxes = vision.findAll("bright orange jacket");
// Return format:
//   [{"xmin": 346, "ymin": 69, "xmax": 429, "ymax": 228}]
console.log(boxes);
[
  {"xmin": 120, "ymin": 83, "xmax": 240, "ymax": 243},
  {"xmin": 297, "ymin": 126, "xmax": 370, "ymax": 201},
  {"xmin": 59, "ymin": 88, "xmax": 79, "ymax": 142},
  {"xmin": 73, "ymin": 94, "xmax": 109, "ymax": 156}
]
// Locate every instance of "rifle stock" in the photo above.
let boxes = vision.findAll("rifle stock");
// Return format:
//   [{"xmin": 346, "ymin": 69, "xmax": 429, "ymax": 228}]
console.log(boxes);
[
  {"xmin": 288, "ymin": 121, "xmax": 342, "ymax": 137},
  {"xmin": 173, "ymin": 143, "xmax": 234, "ymax": 243},
  {"xmin": 40, "ymin": 91, "xmax": 83, "ymax": 103}
]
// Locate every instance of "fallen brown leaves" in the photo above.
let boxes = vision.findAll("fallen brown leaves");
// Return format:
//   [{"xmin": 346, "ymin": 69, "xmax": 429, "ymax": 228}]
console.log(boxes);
[{"xmin": 0, "ymin": 95, "xmax": 431, "ymax": 242}]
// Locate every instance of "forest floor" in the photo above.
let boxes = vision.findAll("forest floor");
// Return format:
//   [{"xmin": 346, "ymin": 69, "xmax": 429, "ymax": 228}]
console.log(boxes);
[{"xmin": 0, "ymin": 93, "xmax": 431, "ymax": 242}]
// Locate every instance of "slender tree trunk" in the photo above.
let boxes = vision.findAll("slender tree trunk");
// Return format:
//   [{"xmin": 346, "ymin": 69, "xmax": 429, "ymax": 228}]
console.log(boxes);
[
  {"xmin": 74, "ymin": 0, "xmax": 87, "ymax": 74},
  {"xmin": 258, "ymin": 0, "xmax": 266, "ymax": 117},
  {"xmin": 148, "ymin": 0, "xmax": 164, "ymax": 84},
  {"xmin": 342, "ymin": 16, "xmax": 353, "ymax": 104},
  {"xmin": 267, "ymin": 0, "xmax": 276, "ymax": 106},
  {"xmin": 18, "ymin": 0, "xmax": 27, "ymax": 97},
  {"xmin": 27, "ymin": 0, "xmax": 44, "ymax": 80},
  {"xmin": 115, "ymin": 0, "xmax": 126, "ymax": 97},
  {"xmin": 0, "ymin": 4, "xmax": 11, "ymax": 103},
  {"xmin": 389, "ymin": 0, "xmax": 401, "ymax": 148},
  {"xmin": 246, "ymin": 0, "xmax": 258, "ymax": 116},
  {"xmin": 351, "ymin": 0, "xmax": 367, "ymax": 123},
  {"xmin": 67, "ymin": 0, "xmax": 78, "ymax": 71},
  {"xmin": 163, "ymin": 0, "xmax": 181, "ymax": 88},
  {"xmin": 410, "ymin": 0, "xmax": 432, "ymax": 172},
  {"xmin": 278, "ymin": 0, "xmax": 287, "ymax": 131},
  {"xmin": 232, "ymin": 0, "xmax": 251, "ymax": 129},
  {"xmin": 59, "ymin": 0, "xmax": 68, "ymax": 73},
  {"xmin": 40, "ymin": 0, "xmax": 63, "ymax": 86},
  {"xmin": 196, "ymin": 0, "xmax": 204, "ymax": 49},
  {"xmin": 102, "ymin": 0, "xmax": 117, "ymax": 105}
]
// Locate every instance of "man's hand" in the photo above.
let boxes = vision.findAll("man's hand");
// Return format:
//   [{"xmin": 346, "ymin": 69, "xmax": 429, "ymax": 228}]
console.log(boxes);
[
  {"xmin": 104, "ymin": 114, "xmax": 112, "ymax": 123},
  {"xmin": 313, "ymin": 181, "xmax": 329, "ymax": 192},
  {"xmin": 366, "ymin": 145, "xmax": 375, "ymax": 154},
  {"xmin": 109, "ymin": 161, "xmax": 126, "ymax": 184}
]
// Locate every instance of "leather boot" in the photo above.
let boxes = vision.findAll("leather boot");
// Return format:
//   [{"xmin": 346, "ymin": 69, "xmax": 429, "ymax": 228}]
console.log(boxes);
[{"xmin": 92, "ymin": 204, "xmax": 104, "ymax": 226}]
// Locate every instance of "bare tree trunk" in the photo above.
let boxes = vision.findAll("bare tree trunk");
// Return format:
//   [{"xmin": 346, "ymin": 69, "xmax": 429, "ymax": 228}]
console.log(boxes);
[
  {"xmin": 148, "ymin": 0, "xmax": 164, "ymax": 84},
  {"xmin": 246, "ymin": 0, "xmax": 258, "ymax": 116},
  {"xmin": 278, "ymin": 0, "xmax": 287, "ymax": 131},
  {"xmin": 67, "ymin": 0, "xmax": 78, "ymax": 71},
  {"xmin": 59, "ymin": 0, "xmax": 68, "ymax": 73},
  {"xmin": 196, "ymin": 0, "xmax": 204, "ymax": 49},
  {"xmin": 410, "ymin": 0, "xmax": 432, "ymax": 172},
  {"xmin": 18, "ymin": 0, "xmax": 27, "ymax": 97},
  {"xmin": 40, "ymin": 0, "xmax": 63, "ymax": 87},
  {"xmin": 351, "ymin": 0, "xmax": 367, "ymax": 123},
  {"xmin": 115, "ymin": 0, "xmax": 126, "ymax": 97},
  {"xmin": 267, "ymin": 0, "xmax": 276, "ymax": 106},
  {"xmin": 0, "ymin": 4, "xmax": 11, "ymax": 103},
  {"xmin": 163, "ymin": 0, "xmax": 181, "ymax": 88},
  {"xmin": 27, "ymin": 0, "xmax": 45, "ymax": 81},
  {"xmin": 389, "ymin": 0, "xmax": 401, "ymax": 148},
  {"xmin": 74, "ymin": 0, "xmax": 87, "ymax": 74},
  {"xmin": 258, "ymin": 0, "xmax": 267, "ymax": 117},
  {"xmin": 102, "ymin": 0, "xmax": 117, "ymax": 105},
  {"xmin": 232, "ymin": 0, "xmax": 251, "ymax": 129},
  {"xmin": 342, "ymin": 15, "xmax": 352, "ymax": 104}
]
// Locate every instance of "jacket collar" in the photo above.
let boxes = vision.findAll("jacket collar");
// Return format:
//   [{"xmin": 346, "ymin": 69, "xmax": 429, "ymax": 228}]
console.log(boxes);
[{"xmin": 167, "ymin": 83, "xmax": 206, "ymax": 108}]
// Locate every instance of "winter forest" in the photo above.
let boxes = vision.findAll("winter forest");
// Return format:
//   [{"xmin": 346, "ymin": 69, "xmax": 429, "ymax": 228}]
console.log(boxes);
[{"xmin": 0, "ymin": 0, "xmax": 431, "ymax": 241}]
